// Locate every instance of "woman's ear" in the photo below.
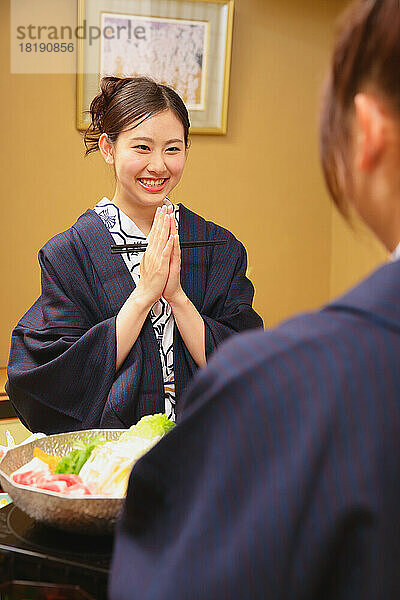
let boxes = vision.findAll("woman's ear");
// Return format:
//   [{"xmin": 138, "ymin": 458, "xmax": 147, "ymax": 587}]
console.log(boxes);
[
  {"xmin": 354, "ymin": 93, "xmax": 386, "ymax": 171},
  {"xmin": 98, "ymin": 133, "xmax": 115, "ymax": 165}
]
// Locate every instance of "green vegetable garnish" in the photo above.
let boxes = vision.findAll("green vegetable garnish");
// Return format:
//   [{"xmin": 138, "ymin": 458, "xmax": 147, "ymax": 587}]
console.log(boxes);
[
  {"xmin": 54, "ymin": 436, "xmax": 105, "ymax": 475},
  {"xmin": 119, "ymin": 413, "xmax": 175, "ymax": 442}
]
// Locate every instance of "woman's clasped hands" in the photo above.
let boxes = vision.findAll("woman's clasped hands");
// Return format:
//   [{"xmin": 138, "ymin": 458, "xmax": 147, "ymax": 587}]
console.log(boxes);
[{"xmin": 136, "ymin": 204, "xmax": 183, "ymax": 308}]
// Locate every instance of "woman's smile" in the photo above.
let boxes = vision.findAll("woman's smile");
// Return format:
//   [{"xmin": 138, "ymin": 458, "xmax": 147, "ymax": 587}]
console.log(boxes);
[{"xmin": 137, "ymin": 177, "xmax": 169, "ymax": 192}]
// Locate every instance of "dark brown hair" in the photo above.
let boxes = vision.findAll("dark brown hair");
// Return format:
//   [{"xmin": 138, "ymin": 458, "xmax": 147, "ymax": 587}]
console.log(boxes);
[
  {"xmin": 84, "ymin": 76, "xmax": 190, "ymax": 155},
  {"xmin": 320, "ymin": 0, "xmax": 400, "ymax": 214}
]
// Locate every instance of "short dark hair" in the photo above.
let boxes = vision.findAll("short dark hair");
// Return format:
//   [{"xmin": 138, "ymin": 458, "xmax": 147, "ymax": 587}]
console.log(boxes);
[
  {"xmin": 84, "ymin": 76, "xmax": 191, "ymax": 155},
  {"xmin": 319, "ymin": 0, "xmax": 400, "ymax": 215}
]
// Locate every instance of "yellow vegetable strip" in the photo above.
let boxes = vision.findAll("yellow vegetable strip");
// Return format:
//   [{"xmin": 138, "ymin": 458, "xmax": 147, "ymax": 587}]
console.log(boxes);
[{"xmin": 33, "ymin": 447, "xmax": 61, "ymax": 473}]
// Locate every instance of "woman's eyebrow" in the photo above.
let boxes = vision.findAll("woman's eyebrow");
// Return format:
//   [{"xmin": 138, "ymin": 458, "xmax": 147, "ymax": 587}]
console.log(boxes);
[
  {"xmin": 130, "ymin": 136, "xmax": 184, "ymax": 144},
  {"xmin": 129, "ymin": 136, "xmax": 153, "ymax": 143}
]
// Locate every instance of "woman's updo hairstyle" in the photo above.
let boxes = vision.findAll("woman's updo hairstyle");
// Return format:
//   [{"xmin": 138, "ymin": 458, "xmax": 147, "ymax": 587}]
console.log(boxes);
[
  {"xmin": 320, "ymin": 0, "xmax": 400, "ymax": 215},
  {"xmin": 84, "ymin": 76, "xmax": 190, "ymax": 155}
]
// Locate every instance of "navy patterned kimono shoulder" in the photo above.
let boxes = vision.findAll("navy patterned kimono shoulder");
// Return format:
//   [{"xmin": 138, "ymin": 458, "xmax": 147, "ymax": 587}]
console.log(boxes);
[
  {"xmin": 6, "ymin": 204, "xmax": 263, "ymax": 433},
  {"xmin": 110, "ymin": 258, "xmax": 400, "ymax": 600}
]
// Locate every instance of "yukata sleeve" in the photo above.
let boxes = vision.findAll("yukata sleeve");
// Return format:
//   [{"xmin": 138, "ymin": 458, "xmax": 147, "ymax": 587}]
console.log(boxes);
[
  {"xmin": 200, "ymin": 235, "xmax": 264, "ymax": 359},
  {"xmin": 6, "ymin": 237, "xmax": 117, "ymax": 434}
]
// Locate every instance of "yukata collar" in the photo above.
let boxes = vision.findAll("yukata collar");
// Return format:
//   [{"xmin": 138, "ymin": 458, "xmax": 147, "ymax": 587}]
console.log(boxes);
[{"xmin": 96, "ymin": 196, "xmax": 175, "ymax": 239}]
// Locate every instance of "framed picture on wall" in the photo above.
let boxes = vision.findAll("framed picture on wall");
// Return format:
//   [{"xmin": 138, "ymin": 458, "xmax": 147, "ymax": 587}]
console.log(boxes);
[{"xmin": 76, "ymin": 0, "xmax": 234, "ymax": 134}]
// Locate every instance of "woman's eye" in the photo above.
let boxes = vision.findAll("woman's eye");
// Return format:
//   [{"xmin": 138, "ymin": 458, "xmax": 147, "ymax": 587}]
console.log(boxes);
[
  {"xmin": 166, "ymin": 147, "xmax": 181, "ymax": 153},
  {"xmin": 134, "ymin": 145, "xmax": 150, "ymax": 151}
]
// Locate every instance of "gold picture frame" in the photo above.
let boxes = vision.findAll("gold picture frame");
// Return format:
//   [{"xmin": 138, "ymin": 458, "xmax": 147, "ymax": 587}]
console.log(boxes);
[{"xmin": 76, "ymin": 0, "xmax": 234, "ymax": 135}]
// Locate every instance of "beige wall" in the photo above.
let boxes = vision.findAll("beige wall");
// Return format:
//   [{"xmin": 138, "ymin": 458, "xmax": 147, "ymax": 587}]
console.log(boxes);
[
  {"xmin": 0, "ymin": 419, "xmax": 31, "ymax": 446},
  {"xmin": 0, "ymin": 0, "xmax": 388, "ymax": 367},
  {"xmin": 330, "ymin": 210, "xmax": 388, "ymax": 298}
]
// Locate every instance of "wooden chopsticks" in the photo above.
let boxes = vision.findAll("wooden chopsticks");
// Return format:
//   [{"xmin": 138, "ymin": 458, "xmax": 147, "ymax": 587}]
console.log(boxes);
[{"xmin": 111, "ymin": 240, "xmax": 227, "ymax": 254}]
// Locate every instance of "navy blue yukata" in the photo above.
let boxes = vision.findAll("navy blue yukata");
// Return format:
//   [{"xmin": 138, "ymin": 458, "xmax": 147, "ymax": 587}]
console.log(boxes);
[
  {"xmin": 6, "ymin": 204, "xmax": 263, "ymax": 433},
  {"xmin": 110, "ymin": 258, "xmax": 400, "ymax": 600}
]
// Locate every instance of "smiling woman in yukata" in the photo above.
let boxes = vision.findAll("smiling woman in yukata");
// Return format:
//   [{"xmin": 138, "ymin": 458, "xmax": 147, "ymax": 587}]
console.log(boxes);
[{"xmin": 6, "ymin": 76, "xmax": 263, "ymax": 433}]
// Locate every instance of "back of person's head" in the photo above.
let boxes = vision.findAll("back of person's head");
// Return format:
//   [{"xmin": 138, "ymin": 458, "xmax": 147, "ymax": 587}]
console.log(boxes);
[
  {"xmin": 84, "ymin": 76, "xmax": 190, "ymax": 155},
  {"xmin": 320, "ymin": 0, "xmax": 400, "ymax": 213}
]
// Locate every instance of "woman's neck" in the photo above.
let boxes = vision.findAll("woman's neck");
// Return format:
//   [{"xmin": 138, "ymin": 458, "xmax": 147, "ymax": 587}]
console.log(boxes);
[
  {"xmin": 111, "ymin": 193, "xmax": 162, "ymax": 236},
  {"xmin": 371, "ymin": 168, "xmax": 400, "ymax": 253}
]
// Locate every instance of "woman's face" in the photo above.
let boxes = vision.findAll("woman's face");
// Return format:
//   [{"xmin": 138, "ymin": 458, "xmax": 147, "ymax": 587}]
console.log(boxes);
[{"xmin": 110, "ymin": 109, "xmax": 186, "ymax": 209}]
